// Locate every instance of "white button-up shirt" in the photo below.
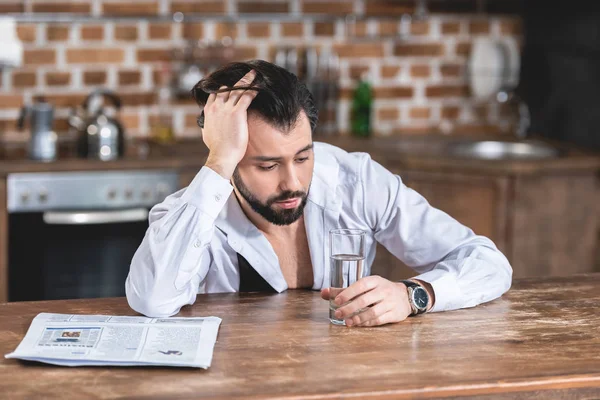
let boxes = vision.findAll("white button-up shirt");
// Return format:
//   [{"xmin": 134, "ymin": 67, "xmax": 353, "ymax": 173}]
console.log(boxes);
[{"xmin": 126, "ymin": 142, "xmax": 512, "ymax": 317}]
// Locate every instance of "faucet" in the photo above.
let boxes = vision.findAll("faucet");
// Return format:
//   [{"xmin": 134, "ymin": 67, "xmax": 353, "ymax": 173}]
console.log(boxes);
[{"xmin": 496, "ymin": 86, "xmax": 530, "ymax": 139}]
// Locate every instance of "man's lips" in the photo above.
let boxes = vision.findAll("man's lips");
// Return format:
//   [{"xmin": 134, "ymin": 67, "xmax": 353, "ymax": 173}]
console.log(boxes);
[{"xmin": 274, "ymin": 198, "xmax": 301, "ymax": 209}]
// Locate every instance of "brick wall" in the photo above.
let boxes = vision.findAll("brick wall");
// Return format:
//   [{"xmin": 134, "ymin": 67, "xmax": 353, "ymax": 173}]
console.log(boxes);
[{"xmin": 0, "ymin": 0, "xmax": 523, "ymax": 142}]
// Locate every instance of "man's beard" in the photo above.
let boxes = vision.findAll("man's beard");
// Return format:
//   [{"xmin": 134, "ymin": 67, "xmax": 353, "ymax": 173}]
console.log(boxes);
[{"xmin": 233, "ymin": 170, "xmax": 309, "ymax": 226}]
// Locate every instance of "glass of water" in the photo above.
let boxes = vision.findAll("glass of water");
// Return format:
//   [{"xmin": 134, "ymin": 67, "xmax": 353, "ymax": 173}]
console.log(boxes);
[{"xmin": 329, "ymin": 229, "xmax": 367, "ymax": 325}]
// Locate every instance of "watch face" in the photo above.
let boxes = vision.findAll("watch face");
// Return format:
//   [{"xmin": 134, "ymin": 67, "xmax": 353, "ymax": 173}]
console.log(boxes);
[{"xmin": 412, "ymin": 287, "xmax": 428, "ymax": 310}]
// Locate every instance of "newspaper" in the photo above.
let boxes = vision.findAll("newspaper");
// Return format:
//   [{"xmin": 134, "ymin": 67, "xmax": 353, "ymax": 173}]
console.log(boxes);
[{"xmin": 5, "ymin": 313, "xmax": 222, "ymax": 368}]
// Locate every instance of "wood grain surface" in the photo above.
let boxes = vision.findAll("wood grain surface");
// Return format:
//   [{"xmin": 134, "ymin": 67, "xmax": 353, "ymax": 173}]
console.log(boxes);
[{"xmin": 1, "ymin": 274, "xmax": 600, "ymax": 399}]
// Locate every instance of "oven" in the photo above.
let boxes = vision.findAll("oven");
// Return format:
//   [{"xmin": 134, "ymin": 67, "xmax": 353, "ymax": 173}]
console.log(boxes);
[{"xmin": 7, "ymin": 170, "xmax": 179, "ymax": 302}]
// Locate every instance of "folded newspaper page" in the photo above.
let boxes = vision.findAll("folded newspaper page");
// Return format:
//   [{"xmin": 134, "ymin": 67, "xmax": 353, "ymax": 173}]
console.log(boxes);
[{"xmin": 5, "ymin": 313, "xmax": 222, "ymax": 368}]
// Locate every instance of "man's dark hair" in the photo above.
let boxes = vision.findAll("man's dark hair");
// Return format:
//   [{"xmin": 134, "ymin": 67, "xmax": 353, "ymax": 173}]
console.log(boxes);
[{"xmin": 191, "ymin": 59, "xmax": 318, "ymax": 134}]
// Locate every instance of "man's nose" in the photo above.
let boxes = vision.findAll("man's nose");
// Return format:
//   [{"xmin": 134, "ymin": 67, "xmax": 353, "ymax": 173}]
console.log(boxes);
[{"xmin": 279, "ymin": 164, "xmax": 302, "ymax": 193}]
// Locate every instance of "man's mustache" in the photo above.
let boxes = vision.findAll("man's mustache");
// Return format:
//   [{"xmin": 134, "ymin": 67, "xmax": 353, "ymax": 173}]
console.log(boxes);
[{"xmin": 267, "ymin": 190, "xmax": 307, "ymax": 205}]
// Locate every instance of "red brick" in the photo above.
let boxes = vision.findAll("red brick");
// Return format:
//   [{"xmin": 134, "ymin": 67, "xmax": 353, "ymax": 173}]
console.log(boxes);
[
  {"xmin": 83, "ymin": 71, "xmax": 107, "ymax": 85},
  {"xmin": 102, "ymin": 1, "xmax": 159, "ymax": 16},
  {"xmin": 66, "ymin": 48, "xmax": 124, "ymax": 64},
  {"xmin": 16, "ymin": 25, "xmax": 37, "ymax": 43},
  {"xmin": 214, "ymin": 23, "xmax": 237, "ymax": 40},
  {"xmin": 32, "ymin": 2, "xmax": 90, "ymax": 13},
  {"xmin": 349, "ymin": 65, "xmax": 370, "ymax": 80},
  {"xmin": 46, "ymin": 72, "xmax": 71, "ymax": 86},
  {"xmin": 394, "ymin": 43, "xmax": 444, "ymax": 57},
  {"xmin": 118, "ymin": 70, "xmax": 141, "ymax": 86},
  {"xmin": 80, "ymin": 26, "xmax": 105, "ymax": 41},
  {"xmin": 378, "ymin": 21, "xmax": 397, "ymax": 36},
  {"xmin": 469, "ymin": 21, "xmax": 490, "ymax": 34},
  {"xmin": 137, "ymin": 49, "xmax": 171, "ymax": 63},
  {"xmin": 119, "ymin": 92, "xmax": 157, "ymax": 106},
  {"xmin": 43, "ymin": 93, "xmax": 87, "ymax": 107},
  {"xmin": 456, "ymin": 42, "xmax": 471, "ymax": 57},
  {"xmin": 381, "ymin": 65, "xmax": 401, "ymax": 78},
  {"xmin": 23, "ymin": 49, "xmax": 56, "ymax": 65},
  {"xmin": 12, "ymin": 72, "xmax": 37, "ymax": 88},
  {"xmin": 411, "ymin": 21, "xmax": 430, "ymax": 35},
  {"xmin": 377, "ymin": 108, "xmax": 399, "ymax": 121},
  {"xmin": 440, "ymin": 63, "xmax": 463, "ymax": 78},
  {"xmin": 441, "ymin": 106, "xmax": 460, "ymax": 119},
  {"xmin": 171, "ymin": 1, "xmax": 225, "ymax": 13},
  {"xmin": 333, "ymin": 43, "xmax": 385, "ymax": 58},
  {"xmin": 237, "ymin": 1, "xmax": 288, "ymax": 13},
  {"xmin": 281, "ymin": 23, "xmax": 303, "ymax": 37},
  {"xmin": 441, "ymin": 22, "xmax": 461, "ymax": 34},
  {"xmin": 0, "ymin": 94, "xmax": 24, "ymax": 109},
  {"xmin": 426, "ymin": 85, "xmax": 469, "ymax": 97},
  {"xmin": 302, "ymin": 1, "xmax": 353, "ymax": 14},
  {"xmin": 149, "ymin": 24, "xmax": 172, "ymax": 40},
  {"xmin": 0, "ymin": 2, "xmax": 24, "ymax": 13},
  {"xmin": 46, "ymin": 26, "xmax": 70, "ymax": 42},
  {"xmin": 247, "ymin": 23, "xmax": 271, "ymax": 38},
  {"xmin": 365, "ymin": 0, "xmax": 414, "ymax": 16},
  {"xmin": 182, "ymin": 23, "xmax": 204, "ymax": 40},
  {"xmin": 410, "ymin": 64, "xmax": 431, "ymax": 78},
  {"xmin": 409, "ymin": 107, "xmax": 431, "ymax": 119},
  {"xmin": 114, "ymin": 25, "xmax": 138, "ymax": 41},
  {"xmin": 500, "ymin": 19, "xmax": 522, "ymax": 35},
  {"xmin": 314, "ymin": 22, "xmax": 335, "ymax": 37},
  {"xmin": 374, "ymin": 87, "xmax": 413, "ymax": 99}
]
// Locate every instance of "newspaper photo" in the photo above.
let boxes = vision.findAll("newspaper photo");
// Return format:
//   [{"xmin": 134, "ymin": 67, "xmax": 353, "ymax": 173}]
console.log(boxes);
[{"xmin": 5, "ymin": 313, "xmax": 222, "ymax": 368}]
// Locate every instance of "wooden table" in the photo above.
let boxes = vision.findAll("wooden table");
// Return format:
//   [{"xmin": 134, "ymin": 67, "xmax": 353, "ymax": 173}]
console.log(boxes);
[{"xmin": 1, "ymin": 274, "xmax": 600, "ymax": 399}]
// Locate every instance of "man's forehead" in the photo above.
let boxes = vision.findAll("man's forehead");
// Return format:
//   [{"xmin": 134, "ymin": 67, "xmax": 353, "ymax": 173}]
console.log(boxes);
[{"xmin": 246, "ymin": 113, "xmax": 312, "ymax": 158}]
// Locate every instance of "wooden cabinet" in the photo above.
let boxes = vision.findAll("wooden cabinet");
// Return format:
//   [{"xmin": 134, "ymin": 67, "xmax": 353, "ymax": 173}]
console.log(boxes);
[{"xmin": 371, "ymin": 167, "xmax": 599, "ymax": 281}]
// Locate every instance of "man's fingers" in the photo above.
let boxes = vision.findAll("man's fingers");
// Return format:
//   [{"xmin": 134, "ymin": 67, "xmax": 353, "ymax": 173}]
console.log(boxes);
[
  {"xmin": 234, "ymin": 88, "xmax": 259, "ymax": 109},
  {"xmin": 205, "ymin": 92, "xmax": 216, "ymax": 108},
  {"xmin": 215, "ymin": 85, "xmax": 230, "ymax": 102},
  {"xmin": 334, "ymin": 276, "xmax": 381, "ymax": 306},
  {"xmin": 335, "ymin": 288, "xmax": 383, "ymax": 320},
  {"xmin": 355, "ymin": 310, "xmax": 396, "ymax": 327},
  {"xmin": 235, "ymin": 69, "xmax": 256, "ymax": 87},
  {"xmin": 320, "ymin": 288, "xmax": 331, "ymax": 300},
  {"xmin": 230, "ymin": 69, "xmax": 257, "ymax": 105},
  {"xmin": 347, "ymin": 301, "xmax": 388, "ymax": 326}
]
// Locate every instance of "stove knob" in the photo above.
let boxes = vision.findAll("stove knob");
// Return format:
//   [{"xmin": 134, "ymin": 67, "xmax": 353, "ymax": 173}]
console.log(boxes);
[
  {"xmin": 124, "ymin": 187, "xmax": 134, "ymax": 200},
  {"xmin": 20, "ymin": 191, "xmax": 30, "ymax": 204},
  {"xmin": 107, "ymin": 188, "xmax": 117, "ymax": 200},
  {"xmin": 141, "ymin": 187, "xmax": 151, "ymax": 200},
  {"xmin": 38, "ymin": 191, "xmax": 48, "ymax": 203},
  {"xmin": 156, "ymin": 183, "xmax": 169, "ymax": 199}
]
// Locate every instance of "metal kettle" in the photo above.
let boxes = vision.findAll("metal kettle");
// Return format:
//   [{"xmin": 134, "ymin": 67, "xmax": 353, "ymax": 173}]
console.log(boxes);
[
  {"xmin": 70, "ymin": 89, "xmax": 125, "ymax": 161},
  {"xmin": 18, "ymin": 98, "xmax": 58, "ymax": 162}
]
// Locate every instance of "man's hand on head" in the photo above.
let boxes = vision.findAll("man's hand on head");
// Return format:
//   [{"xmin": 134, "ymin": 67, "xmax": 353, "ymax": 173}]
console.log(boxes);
[
  {"xmin": 320, "ymin": 276, "xmax": 416, "ymax": 327},
  {"xmin": 202, "ymin": 69, "xmax": 259, "ymax": 180}
]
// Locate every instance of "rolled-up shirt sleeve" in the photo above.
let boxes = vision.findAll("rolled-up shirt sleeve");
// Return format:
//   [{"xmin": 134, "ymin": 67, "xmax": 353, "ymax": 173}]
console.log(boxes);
[
  {"xmin": 126, "ymin": 166, "xmax": 233, "ymax": 317},
  {"xmin": 360, "ymin": 155, "xmax": 512, "ymax": 312}
]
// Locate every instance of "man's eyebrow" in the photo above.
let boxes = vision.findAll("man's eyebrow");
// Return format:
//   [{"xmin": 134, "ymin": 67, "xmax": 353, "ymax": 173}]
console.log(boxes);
[{"xmin": 251, "ymin": 143, "xmax": 314, "ymax": 162}]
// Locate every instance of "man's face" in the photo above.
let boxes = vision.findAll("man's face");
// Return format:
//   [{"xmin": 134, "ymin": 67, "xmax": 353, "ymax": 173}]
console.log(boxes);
[{"xmin": 233, "ymin": 112, "xmax": 314, "ymax": 226}]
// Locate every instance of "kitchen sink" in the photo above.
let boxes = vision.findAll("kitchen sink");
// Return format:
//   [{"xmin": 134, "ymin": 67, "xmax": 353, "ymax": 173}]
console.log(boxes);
[
  {"xmin": 364, "ymin": 136, "xmax": 563, "ymax": 160},
  {"xmin": 446, "ymin": 140, "xmax": 562, "ymax": 160}
]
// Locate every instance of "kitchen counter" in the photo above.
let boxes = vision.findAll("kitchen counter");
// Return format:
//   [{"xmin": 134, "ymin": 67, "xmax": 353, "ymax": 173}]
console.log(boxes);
[
  {"xmin": 1, "ymin": 273, "xmax": 600, "ymax": 399},
  {"xmin": 0, "ymin": 135, "xmax": 599, "ymax": 177}
]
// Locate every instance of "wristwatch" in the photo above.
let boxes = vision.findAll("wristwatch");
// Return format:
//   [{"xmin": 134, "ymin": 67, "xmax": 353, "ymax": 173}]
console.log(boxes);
[{"xmin": 401, "ymin": 280, "xmax": 429, "ymax": 315}]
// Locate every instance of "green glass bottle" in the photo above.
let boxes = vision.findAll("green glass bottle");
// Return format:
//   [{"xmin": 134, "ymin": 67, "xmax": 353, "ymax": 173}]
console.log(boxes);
[{"xmin": 350, "ymin": 72, "xmax": 373, "ymax": 137}]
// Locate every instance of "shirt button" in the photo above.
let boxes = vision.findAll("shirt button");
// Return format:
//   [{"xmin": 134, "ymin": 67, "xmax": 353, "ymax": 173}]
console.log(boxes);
[
  {"xmin": 194, "ymin": 239, "xmax": 201, "ymax": 248},
  {"xmin": 215, "ymin": 194, "xmax": 221, "ymax": 202}
]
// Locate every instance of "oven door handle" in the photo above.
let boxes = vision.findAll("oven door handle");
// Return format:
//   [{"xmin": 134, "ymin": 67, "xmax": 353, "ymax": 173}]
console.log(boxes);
[{"xmin": 43, "ymin": 208, "xmax": 149, "ymax": 225}]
